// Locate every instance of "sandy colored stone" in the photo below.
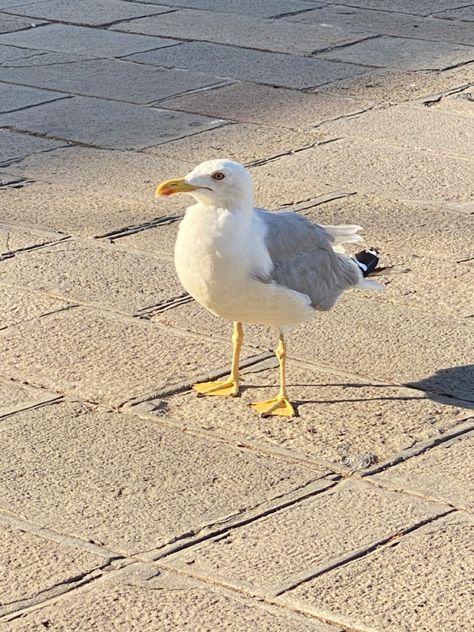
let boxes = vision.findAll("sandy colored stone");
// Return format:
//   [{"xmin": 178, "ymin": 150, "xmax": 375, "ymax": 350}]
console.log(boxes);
[
  {"xmin": 435, "ymin": 86, "xmax": 474, "ymax": 116},
  {"xmin": 0, "ymin": 221, "xmax": 65, "ymax": 255},
  {"xmin": 319, "ymin": 35, "xmax": 474, "ymax": 70},
  {"xmin": 0, "ymin": 377, "xmax": 57, "ymax": 416},
  {"xmin": 115, "ymin": 219, "xmax": 180, "ymax": 257},
  {"xmin": 322, "ymin": 103, "xmax": 474, "ymax": 159},
  {"xmin": 0, "ymin": 239, "xmax": 182, "ymax": 314},
  {"xmin": 154, "ymin": 293, "xmax": 474, "ymax": 402},
  {"xmin": 167, "ymin": 480, "xmax": 446, "ymax": 593},
  {"xmin": 285, "ymin": 512, "xmax": 474, "ymax": 632},
  {"xmin": 0, "ymin": 55, "xmax": 226, "ymax": 105},
  {"xmin": 286, "ymin": 5, "xmax": 474, "ymax": 46},
  {"xmin": 0, "ymin": 128, "xmax": 66, "ymax": 166},
  {"xmin": 0, "ymin": 23, "xmax": 178, "ymax": 57},
  {"xmin": 0, "ymin": 401, "xmax": 318, "ymax": 553},
  {"xmin": 159, "ymin": 82, "xmax": 372, "ymax": 129},
  {"xmin": 0, "ymin": 306, "xmax": 258, "ymax": 405},
  {"xmin": 159, "ymin": 358, "xmax": 466, "ymax": 467},
  {"xmin": 375, "ymin": 431, "xmax": 474, "ymax": 509},
  {"xmin": 3, "ymin": 566, "xmax": 338, "ymax": 631},
  {"xmin": 251, "ymin": 139, "xmax": 474, "ymax": 207},
  {"xmin": 126, "ymin": 42, "xmax": 369, "ymax": 90},
  {"xmin": 0, "ymin": 283, "xmax": 69, "ymax": 329},
  {"xmin": 300, "ymin": 193, "xmax": 474, "ymax": 263},
  {"xmin": 112, "ymin": 9, "xmax": 371, "ymax": 55},
  {"xmin": 145, "ymin": 123, "xmax": 325, "ymax": 165},
  {"xmin": 0, "ymin": 521, "xmax": 106, "ymax": 614},
  {"xmin": 0, "ymin": 96, "xmax": 225, "ymax": 150},
  {"xmin": 5, "ymin": 0, "xmax": 173, "ymax": 26}
]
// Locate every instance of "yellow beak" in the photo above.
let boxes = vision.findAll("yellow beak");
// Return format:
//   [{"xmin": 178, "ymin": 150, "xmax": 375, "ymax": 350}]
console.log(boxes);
[{"xmin": 155, "ymin": 177, "xmax": 198, "ymax": 197}]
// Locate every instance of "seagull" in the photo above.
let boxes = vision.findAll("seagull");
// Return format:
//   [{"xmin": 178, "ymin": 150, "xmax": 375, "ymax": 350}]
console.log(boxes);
[{"xmin": 156, "ymin": 159, "xmax": 383, "ymax": 417}]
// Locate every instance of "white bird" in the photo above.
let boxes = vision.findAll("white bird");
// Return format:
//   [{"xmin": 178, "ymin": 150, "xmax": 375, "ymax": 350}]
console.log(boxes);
[{"xmin": 156, "ymin": 159, "xmax": 383, "ymax": 417}]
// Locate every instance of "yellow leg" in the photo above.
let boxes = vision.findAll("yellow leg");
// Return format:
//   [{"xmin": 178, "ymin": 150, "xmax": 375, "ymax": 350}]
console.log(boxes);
[
  {"xmin": 193, "ymin": 322, "xmax": 243, "ymax": 397},
  {"xmin": 250, "ymin": 334, "xmax": 295, "ymax": 417}
]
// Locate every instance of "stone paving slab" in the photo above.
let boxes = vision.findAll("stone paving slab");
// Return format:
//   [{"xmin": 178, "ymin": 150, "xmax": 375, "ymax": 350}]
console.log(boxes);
[
  {"xmin": 165, "ymin": 480, "xmax": 447, "ymax": 594},
  {"xmin": 301, "ymin": 193, "xmax": 474, "ymax": 263},
  {"xmin": 435, "ymin": 85, "xmax": 474, "ymax": 115},
  {"xmin": 125, "ymin": 42, "xmax": 370, "ymax": 90},
  {"xmin": 321, "ymin": 102, "xmax": 474, "ymax": 158},
  {"xmin": 0, "ymin": 128, "xmax": 66, "ymax": 165},
  {"xmin": 0, "ymin": 221, "xmax": 65, "ymax": 255},
  {"xmin": 112, "ymin": 9, "xmax": 372, "ymax": 55},
  {"xmin": 0, "ymin": 239, "xmax": 182, "ymax": 314},
  {"xmin": 0, "ymin": 55, "xmax": 226, "ymax": 104},
  {"xmin": 156, "ymin": 358, "xmax": 466, "ymax": 469},
  {"xmin": 2, "ymin": 565, "xmax": 340, "ymax": 632},
  {"xmin": 0, "ymin": 377, "xmax": 57, "ymax": 416},
  {"xmin": 0, "ymin": 42, "xmax": 45, "ymax": 63},
  {"xmin": 146, "ymin": 122, "xmax": 325, "ymax": 165},
  {"xmin": 321, "ymin": 64, "xmax": 474, "ymax": 102},
  {"xmin": 0, "ymin": 283, "xmax": 69, "ymax": 329},
  {"xmin": 339, "ymin": 0, "xmax": 472, "ymax": 16},
  {"xmin": 285, "ymin": 4, "xmax": 474, "ymax": 46},
  {"xmin": 375, "ymin": 431, "xmax": 474, "ymax": 509},
  {"xmin": 0, "ymin": 181, "xmax": 176, "ymax": 237},
  {"xmin": 319, "ymin": 34, "xmax": 474, "ymax": 71},
  {"xmin": 154, "ymin": 295, "xmax": 474, "ymax": 403},
  {"xmin": 0, "ymin": 96, "xmax": 225, "ymax": 149},
  {"xmin": 114, "ymin": 219, "xmax": 180, "ymax": 256},
  {"xmin": 0, "ymin": 306, "xmax": 259, "ymax": 406},
  {"xmin": 434, "ymin": 5, "xmax": 474, "ymax": 21},
  {"xmin": 4, "ymin": 0, "xmax": 174, "ymax": 26},
  {"xmin": 0, "ymin": 12, "xmax": 44, "ymax": 33},
  {"xmin": 283, "ymin": 512, "xmax": 474, "ymax": 632},
  {"xmin": 251, "ymin": 139, "xmax": 474, "ymax": 208},
  {"xmin": 0, "ymin": 23, "xmax": 178, "ymax": 57},
  {"xmin": 144, "ymin": 0, "xmax": 319, "ymax": 18},
  {"xmin": 0, "ymin": 401, "xmax": 320, "ymax": 554},
  {"xmin": 158, "ymin": 82, "xmax": 372, "ymax": 129},
  {"xmin": 0, "ymin": 520, "xmax": 107, "ymax": 616}
]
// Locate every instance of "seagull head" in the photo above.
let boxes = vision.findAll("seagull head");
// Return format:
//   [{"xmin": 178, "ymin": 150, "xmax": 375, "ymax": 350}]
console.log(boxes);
[{"xmin": 155, "ymin": 159, "xmax": 253, "ymax": 209}]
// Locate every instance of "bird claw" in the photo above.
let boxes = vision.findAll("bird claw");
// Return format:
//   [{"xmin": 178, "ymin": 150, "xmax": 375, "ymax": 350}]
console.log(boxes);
[
  {"xmin": 193, "ymin": 379, "xmax": 239, "ymax": 397},
  {"xmin": 250, "ymin": 396, "xmax": 295, "ymax": 418}
]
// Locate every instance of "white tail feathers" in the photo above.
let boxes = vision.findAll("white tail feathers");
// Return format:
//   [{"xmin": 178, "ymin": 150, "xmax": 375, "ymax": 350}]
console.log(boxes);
[{"xmin": 323, "ymin": 224, "xmax": 364, "ymax": 254}]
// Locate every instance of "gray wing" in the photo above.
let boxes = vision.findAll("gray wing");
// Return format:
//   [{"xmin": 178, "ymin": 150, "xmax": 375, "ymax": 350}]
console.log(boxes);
[{"xmin": 254, "ymin": 209, "xmax": 360, "ymax": 311}]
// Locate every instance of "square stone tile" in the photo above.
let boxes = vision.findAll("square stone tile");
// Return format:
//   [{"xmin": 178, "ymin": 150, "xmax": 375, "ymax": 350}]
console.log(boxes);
[
  {"xmin": 0, "ymin": 307, "xmax": 259, "ymax": 405},
  {"xmin": 3, "ymin": 565, "xmax": 339, "ymax": 631},
  {"xmin": 323, "ymin": 0, "xmax": 474, "ymax": 17},
  {"xmin": 125, "ymin": 42, "xmax": 370, "ymax": 89},
  {"xmin": 139, "ymin": 0, "xmax": 317, "ymax": 18},
  {"xmin": 114, "ymin": 219, "xmax": 180, "ymax": 257},
  {"xmin": 251, "ymin": 139, "xmax": 474, "ymax": 207},
  {"xmin": 5, "ymin": 0, "xmax": 174, "ymax": 26},
  {"xmin": 0, "ymin": 377, "xmax": 57, "ymax": 416},
  {"xmin": 375, "ymin": 431, "xmax": 474, "ymax": 509},
  {"xmin": 0, "ymin": 401, "xmax": 319, "ymax": 553},
  {"xmin": 0, "ymin": 55, "xmax": 225, "ymax": 104},
  {"xmin": 284, "ymin": 512, "xmax": 474, "ymax": 632},
  {"xmin": 0, "ymin": 221, "xmax": 66, "ymax": 256},
  {"xmin": 0, "ymin": 520, "xmax": 107, "ymax": 616},
  {"xmin": 166, "ymin": 480, "xmax": 446, "ymax": 594},
  {"xmin": 0, "ymin": 12, "xmax": 45, "ymax": 33},
  {"xmin": 159, "ymin": 82, "xmax": 372, "ymax": 129},
  {"xmin": 321, "ymin": 103, "xmax": 474, "ymax": 159},
  {"xmin": 112, "ymin": 9, "xmax": 371, "ymax": 55},
  {"xmin": 0, "ymin": 128, "xmax": 66, "ymax": 164},
  {"xmin": 0, "ymin": 239, "xmax": 183, "ymax": 314},
  {"xmin": 318, "ymin": 35, "xmax": 474, "ymax": 71},
  {"xmin": 0, "ymin": 283, "xmax": 69, "ymax": 330},
  {"xmin": 157, "ymin": 357, "xmax": 467, "ymax": 468},
  {"xmin": 0, "ymin": 96, "xmax": 225, "ymax": 149},
  {"xmin": 0, "ymin": 23, "xmax": 178, "ymax": 57},
  {"xmin": 286, "ymin": 4, "xmax": 474, "ymax": 46},
  {"xmin": 145, "ymin": 123, "xmax": 325, "ymax": 164}
]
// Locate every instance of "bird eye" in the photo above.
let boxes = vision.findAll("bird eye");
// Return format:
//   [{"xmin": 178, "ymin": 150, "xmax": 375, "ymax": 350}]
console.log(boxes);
[{"xmin": 212, "ymin": 171, "xmax": 225, "ymax": 181}]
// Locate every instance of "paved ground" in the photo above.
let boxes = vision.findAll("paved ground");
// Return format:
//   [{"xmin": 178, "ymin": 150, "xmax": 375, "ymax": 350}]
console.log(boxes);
[{"xmin": 0, "ymin": 1, "xmax": 473, "ymax": 630}]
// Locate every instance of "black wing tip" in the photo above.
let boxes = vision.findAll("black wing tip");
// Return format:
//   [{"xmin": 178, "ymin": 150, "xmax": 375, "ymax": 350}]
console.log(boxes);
[{"xmin": 354, "ymin": 248, "xmax": 380, "ymax": 277}]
